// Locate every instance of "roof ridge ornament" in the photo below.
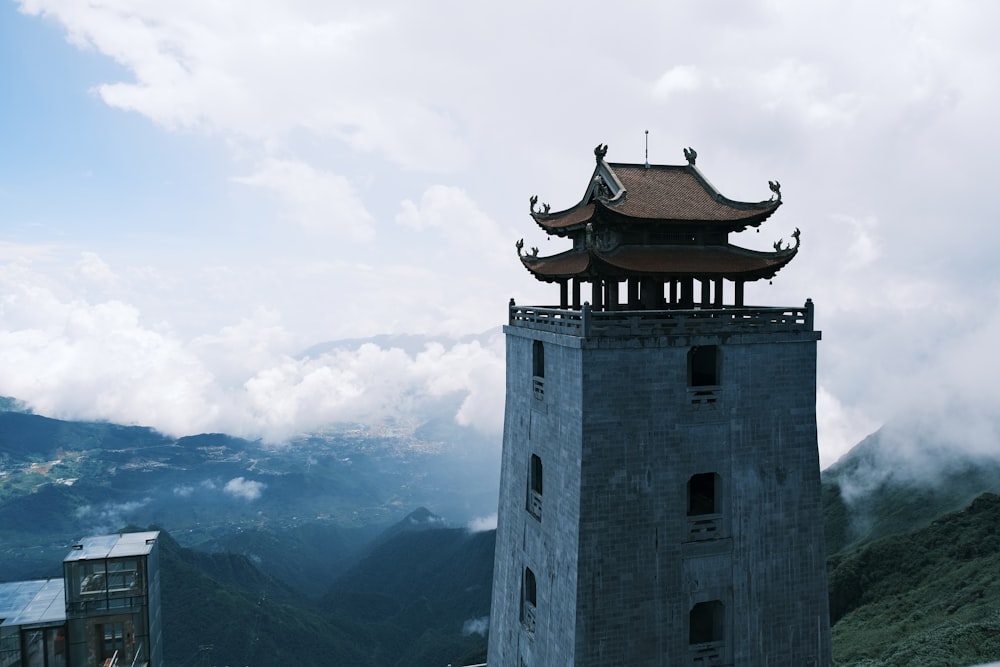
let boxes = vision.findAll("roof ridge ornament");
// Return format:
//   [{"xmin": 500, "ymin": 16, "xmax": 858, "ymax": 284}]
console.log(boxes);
[
  {"xmin": 594, "ymin": 143, "xmax": 608, "ymax": 162},
  {"xmin": 683, "ymin": 146, "xmax": 697, "ymax": 165},
  {"xmin": 529, "ymin": 195, "xmax": 550, "ymax": 215},
  {"xmin": 769, "ymin": 180, "xmax": 782, "ymax": 201},
  {"xmin": 772, "ymin": 227, "xmax": 801, "ymax": 252}
]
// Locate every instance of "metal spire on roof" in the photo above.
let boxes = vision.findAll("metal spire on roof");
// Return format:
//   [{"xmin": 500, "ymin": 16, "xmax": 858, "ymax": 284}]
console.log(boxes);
[{"xmin": 644, "ymin": 130, "xmax": 650, "ymax": 169}]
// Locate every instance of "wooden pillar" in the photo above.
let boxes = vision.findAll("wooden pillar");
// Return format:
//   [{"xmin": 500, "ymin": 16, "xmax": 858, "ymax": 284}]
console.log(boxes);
[
  {"xmin": 560, "ymin": 281, "xmax": 569, "ymax": 309},
  {"xmin": 607, "ymin": 280, "xmax": 619, "ymax": 311},
  {"xmin": 700, "ymin": 279, "xmax": 711, "ymax": 308},
  {"xmin": 735, "ymin": 281, "xmax": 745, "ymax": 307},
  {"xmin": 653, "ymin": 281, "xmax": 665, "ymax": 309},
  {"xmin": 628, "ymin": 278, "xmax": 639, "ymax": 309},
  {"xmin": 669, "ymin": 280, "xmax": 678, "ymax": 308},
  {"xmin": 592, "ymin": 279, "xmax": 603, "ymax": 311},
  {"xmin": 714, "ymin": 277, "xmax": 724, "ymax": 307},
  {"xmin": 681, "ymin": 278, "xmax": 694, "ymax": 308}
]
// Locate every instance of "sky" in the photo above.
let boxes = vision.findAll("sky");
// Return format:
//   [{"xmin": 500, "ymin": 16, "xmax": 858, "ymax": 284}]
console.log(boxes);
[{"xmin": 2, "ymin": 0, "xmax": 1000, "ymax": 468}]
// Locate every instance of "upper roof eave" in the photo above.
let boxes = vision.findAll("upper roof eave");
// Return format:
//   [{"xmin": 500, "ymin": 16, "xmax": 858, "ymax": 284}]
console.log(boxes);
[{"xmin": 530, "ymin": 155, "xmax": 782, "ymax": 234}]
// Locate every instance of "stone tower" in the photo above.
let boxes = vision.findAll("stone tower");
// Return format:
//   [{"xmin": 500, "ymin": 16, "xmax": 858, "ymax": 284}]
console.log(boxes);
[{"xmin": 487, "ymin": 145, "xmax": 831, "ymax": 666}]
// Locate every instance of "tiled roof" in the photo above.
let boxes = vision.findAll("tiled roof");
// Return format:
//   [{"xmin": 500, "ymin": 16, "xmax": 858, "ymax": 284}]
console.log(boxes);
[
  {"xmin": 532, "ymin": 162, "xmax": 779, "ymax": 232},
  {"xmin": 611, "ymin": 164, "xmax": 777, "ymax": 221},
  {"xmin": 521, "ymin": 244, "xmax": 796, "ymax": 282}
]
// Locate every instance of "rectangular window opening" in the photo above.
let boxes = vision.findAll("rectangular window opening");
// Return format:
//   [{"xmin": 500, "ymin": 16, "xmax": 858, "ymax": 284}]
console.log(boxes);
[
  {"xmin": 688, "ymin": 345, "xmax": 720, "ymax": 404},
  {"xmin": 532, "ymin": 340, "xmax": 545, "ymax": 401},
  {"xmin": 689, "ymin": 600, "xmax": 724, "ymax": 645},
  {"xmin": 527, "ymin": 454, "xmax": 543, "ymax": 520},
  {"xmin": 521, "ymin": 567, "xmax": 537, "ymax": 634},
  {"xmin": 687, "ymin": 473, "xmax": 723, "ymax": 541}
]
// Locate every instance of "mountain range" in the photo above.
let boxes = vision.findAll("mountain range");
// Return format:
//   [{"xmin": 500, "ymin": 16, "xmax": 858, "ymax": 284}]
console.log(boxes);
[{"xmin": 2, "ymin": 399, "xmax": 1000, "ymax": 666}]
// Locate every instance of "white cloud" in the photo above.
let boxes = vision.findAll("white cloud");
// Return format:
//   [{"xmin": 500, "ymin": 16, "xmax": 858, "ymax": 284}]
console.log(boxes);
[
  {"xmin": 74, "ymin": 251, "xmax": 120, "ymax": 286},
  {"xmin": 224, "ymin": 476, "xmax": 266, "ymax": 501},
  {"xmin": 466, "ymin": 513, "xmax": 497, "ymax": 533},
  {"xmin": 233, "ymin": 159, "xmax": 375, "ymax": 241},
  {"xmin": 652, "ymin": 65, "xmax": 703, "ymax": 99},
  {"xmin": 6, "ymin": 0, "xmax": 1000, "ymax": 474},
  {"xmin": 835, "ymin": 215, "xmax": 881, "ymax": 271},
  {"xmin": 816, "ymin": 387, "xmax": 879, "ymax": 469},
  {"xmin": 461, "ymin": 615, "xmax": 489, "ymax": 637}
]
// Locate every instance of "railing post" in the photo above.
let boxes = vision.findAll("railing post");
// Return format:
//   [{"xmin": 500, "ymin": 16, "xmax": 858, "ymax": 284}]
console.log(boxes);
[
  {"xmin": 509, "ymin": 297, "xmax": 516, "ymax": 325},
  {"xmin": 582, "ymin": 301, "xmax": 592, "ymax": 338},
  {"xmin": 804, "ymin": 298, "xmax": 814, "ymax": 330}
]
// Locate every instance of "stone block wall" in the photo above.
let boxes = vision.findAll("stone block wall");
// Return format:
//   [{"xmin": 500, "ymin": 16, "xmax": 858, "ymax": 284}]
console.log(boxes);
[{"xmin": 488, "ymin": 322, "xmax": 831, "ymax": 667}]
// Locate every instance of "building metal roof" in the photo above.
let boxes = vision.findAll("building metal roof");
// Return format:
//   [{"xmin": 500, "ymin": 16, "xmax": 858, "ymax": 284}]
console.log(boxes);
[
  {"xmin": 62, "ymin": 530, "xmax": 159, "ymax": 562},
  {"xmin": 0, "ymin": 579, "xmax": 66, "ymax": 627}
]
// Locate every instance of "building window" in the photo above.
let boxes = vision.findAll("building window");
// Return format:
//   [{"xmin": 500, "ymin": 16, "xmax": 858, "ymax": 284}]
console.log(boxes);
[
  {"xmin": 688, "ymin": 345, "xmax": 720, "ymax": 404},
  {"xmin": 521, "ymin": 567, "xmax": 537, "ymax": 633},
  {"xmin": 689, "ymin": 600, "xmax": 724, "ymax": 645},
  {"xmin": 687, "ymin": 473, "xmax": 722, "ymax": 541},
  {"xmin": 532, "ymin": 340, "xmax": 545, "ymax": 400},
  {"xmin": 97, "ymin": 622, "xmax": 125, "ymax": 662},
  {"xmin": 527, "ymin": 454, "xmax": 543, "ymax": 520},
  {"xmin": 687, "ymin": 473, "xmax": 716, "ymax": 516}
]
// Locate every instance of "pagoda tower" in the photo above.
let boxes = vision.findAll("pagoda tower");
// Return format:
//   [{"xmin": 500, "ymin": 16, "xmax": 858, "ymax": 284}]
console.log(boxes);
[{"xmin": 487, "ymin": 145, "xmax": 831, "ymax": 666}]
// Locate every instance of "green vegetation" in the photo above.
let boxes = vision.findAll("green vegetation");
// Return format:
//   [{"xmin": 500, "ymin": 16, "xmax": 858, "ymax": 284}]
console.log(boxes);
[
  {"xmin": 156, "ymin": 510, "xmax": 493, "ymax": 667},
  {"xmin": 829, "ymin": 494, "xmax": 1000, "ymax": 666}
]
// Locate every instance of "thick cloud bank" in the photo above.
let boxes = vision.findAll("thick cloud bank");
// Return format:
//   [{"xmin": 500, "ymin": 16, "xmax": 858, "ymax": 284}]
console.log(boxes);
[
  {"xmin": 5, "ymin": 1, "xmax": 1000, "ymax": 466},
  {"xmin": 0, "ymin": 262, "xmax": 505, "ymax": 441}
]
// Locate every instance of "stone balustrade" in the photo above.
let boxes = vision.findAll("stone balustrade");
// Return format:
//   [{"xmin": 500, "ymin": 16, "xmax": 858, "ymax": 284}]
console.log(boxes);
[{"xmin": 509, "ymin": 300, "xmax": 814, "ymax": 338}]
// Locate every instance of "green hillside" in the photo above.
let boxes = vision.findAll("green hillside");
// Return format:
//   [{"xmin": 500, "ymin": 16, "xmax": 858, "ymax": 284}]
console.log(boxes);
[
  {"xmin": 155, "ymin": 509, "xmax": 494, "ymax": 667},
  {"xmin": 829, "ymin": 493, "xmax": 1000, "ymax": 666},
  {"xmin": 158, "ymin": 530, "xmax": 373, "ymax": 666},
  {"xmin": 822, "ymin": 429, "xmax": 1000, "ymax": 555}
]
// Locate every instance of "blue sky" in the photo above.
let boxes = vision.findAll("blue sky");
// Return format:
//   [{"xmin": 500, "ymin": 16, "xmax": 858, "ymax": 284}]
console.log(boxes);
[{"xmin": 2, "ymin": 0, "xmax": 1000, "ymax": 467}]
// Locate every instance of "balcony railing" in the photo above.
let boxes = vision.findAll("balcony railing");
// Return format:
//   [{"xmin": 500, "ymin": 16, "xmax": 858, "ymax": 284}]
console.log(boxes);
[
  {"xmin": 532, "ymin": 377, "xmax": 545, "ymax": 401},
  {"xmin": 687, "ymin": 514, "xmax": 723, "ymax": 541},
  {"xmin": 690, "ymin": 641, "xmax": 726, "ymax": 666},
  {"xmin": 522, "ymin": 602, "xmax": 536, "ymax": 634},
  {"xmin": 509, "ymin": 301, "xmax": 814, "ymax": 338},
  {"xmin": 527, "ymin": 490, "xmax": 543, "ymax": 520}
]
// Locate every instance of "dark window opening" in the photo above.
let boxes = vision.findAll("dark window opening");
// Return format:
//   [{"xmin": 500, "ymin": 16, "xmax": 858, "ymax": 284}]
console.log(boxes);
[
  {"xmin": 97, "ymin": 622, "xmax": 125, "ymax": 661},
  {"xmin": 527, "ymin": 454, "xmax": 543, "ymax": 519},
  {"xmin": 689, "ymin": 345, "xmax": 719, "ymax": 387},
  {"xmin": 521, "ymin": 567, "xmax": 537, "ymax": 632},
  {"xmin": 689, "ymin": 600, "xmax": 724, "ymax": 645},
  {"xmin": 530, "ymin": 455, "xmax": 543, "ymax": 495},
  {"xmin": 532, "ymin": 340, "xmax": 545, "ymax": 401},
  {"xmin": 532, "ymin": 340, "xmax": 544, "ymax": 378},
  {"xmin": 687, "ymin": 473, "xmax": 717, "ymax": 516}
]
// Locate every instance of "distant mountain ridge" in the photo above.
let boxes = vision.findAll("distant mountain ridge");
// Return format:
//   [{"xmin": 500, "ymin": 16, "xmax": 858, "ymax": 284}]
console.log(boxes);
[
  {"xmin": 5, "ymin": 401, "xmax": 1000, "ymax": 665},
  {"xmin": 822, "ymin": 425, "xmax": 1000, "ymax": 554}
]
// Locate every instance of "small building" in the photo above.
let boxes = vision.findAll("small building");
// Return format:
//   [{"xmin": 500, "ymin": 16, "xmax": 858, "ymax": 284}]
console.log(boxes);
[
  {"xmin": 0, "ymin": 579, "xmax": 66, "ymax": 667},
  {"xmin": 63, "ymin": 531, "xmax": 162, "ymax": 667},
  {"xmin": 0, "ymin": 531, "xmax": 162, "ymax": 667},
  {"xmin": 488, "ymin": 145, "xmax": 832, "ymax": 666}
]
